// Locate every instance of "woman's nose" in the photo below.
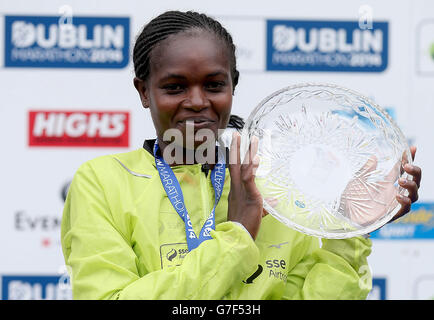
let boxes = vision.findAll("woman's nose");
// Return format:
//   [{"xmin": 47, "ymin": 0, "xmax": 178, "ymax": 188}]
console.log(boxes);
[{"xmin": 183, "ymin": 87, "xmax": 210, "ymax": 111}]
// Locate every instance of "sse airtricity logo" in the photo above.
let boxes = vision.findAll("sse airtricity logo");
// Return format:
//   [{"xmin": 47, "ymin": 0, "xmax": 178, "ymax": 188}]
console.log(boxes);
[
  {"xmin": 4, "ymin": 16, "xmax": 129, "ymax": 68},
  {"xmin": 266, "ymin": 20, "xmax": 388, "ymax": 72}
]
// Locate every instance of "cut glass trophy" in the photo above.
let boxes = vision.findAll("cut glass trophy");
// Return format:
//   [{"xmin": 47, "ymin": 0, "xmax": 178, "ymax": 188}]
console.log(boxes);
[{"xmin": 241, "ymin": 83, "xmax": 412, "ymax": 238}]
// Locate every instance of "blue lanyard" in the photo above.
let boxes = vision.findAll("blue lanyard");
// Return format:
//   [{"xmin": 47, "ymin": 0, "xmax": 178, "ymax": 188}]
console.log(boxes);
[{"xmin": 153, "ymin": 141, "xmax": 226, "ymax": 251}]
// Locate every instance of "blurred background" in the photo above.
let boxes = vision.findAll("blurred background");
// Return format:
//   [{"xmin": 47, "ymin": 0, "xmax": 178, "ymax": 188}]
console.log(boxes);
[{"xmin": 0, "ymin": 0, "xmax": 433, "ymax": 300}]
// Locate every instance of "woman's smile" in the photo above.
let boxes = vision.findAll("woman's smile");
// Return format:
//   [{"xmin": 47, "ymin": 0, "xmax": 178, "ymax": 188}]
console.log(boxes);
[{"xmin": 176, "ymin": 118, "xmax": 217, "ymax": 131}]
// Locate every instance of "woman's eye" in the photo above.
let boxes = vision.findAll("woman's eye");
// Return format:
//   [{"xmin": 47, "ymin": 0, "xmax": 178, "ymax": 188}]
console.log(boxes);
[
  {"xmin": 162, "ymin": 84, "xmax": 184, "ymax": 93},
  {"xmin": 206, "ymin": 81, "xmax": 225, "ymax": 91}
]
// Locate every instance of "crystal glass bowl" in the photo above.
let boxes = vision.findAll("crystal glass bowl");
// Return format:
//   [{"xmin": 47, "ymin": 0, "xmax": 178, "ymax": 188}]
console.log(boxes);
[{"xmin": 241, "ymin": 83, "xmax": 412, "ymax": 238}]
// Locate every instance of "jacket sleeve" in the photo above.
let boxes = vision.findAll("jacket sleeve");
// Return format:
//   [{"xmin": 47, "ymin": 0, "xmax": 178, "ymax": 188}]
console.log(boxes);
[
  {"xmin": 282, "ymin": 236, "xmax": 372, "ymax": 300},
  {"xmin": 61, "ymin": 161, "xmax": 260, "ymax": 300}
]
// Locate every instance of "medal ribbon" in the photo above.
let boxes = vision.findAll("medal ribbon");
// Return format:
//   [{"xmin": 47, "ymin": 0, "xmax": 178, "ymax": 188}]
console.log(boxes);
[{"xmin": 154, "ymin": 141, "xmax": 226, "ymax": 251}]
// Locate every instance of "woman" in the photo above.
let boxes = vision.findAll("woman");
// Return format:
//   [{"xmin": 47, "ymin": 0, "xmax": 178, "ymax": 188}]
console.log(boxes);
[{"xmin": 61, "ymin": 10, "xmax": 421, "ymax": 299}]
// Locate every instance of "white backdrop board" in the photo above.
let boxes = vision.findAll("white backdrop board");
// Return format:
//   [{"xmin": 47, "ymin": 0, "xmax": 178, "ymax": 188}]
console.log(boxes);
[{"xmin": 0, "ymin": 0, "xmax": 433, "ymax": 300}]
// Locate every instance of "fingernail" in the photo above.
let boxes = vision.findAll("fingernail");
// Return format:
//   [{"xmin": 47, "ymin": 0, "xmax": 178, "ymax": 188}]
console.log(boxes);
[{"xmin": 398, "ymin": 178, "xmax": 407, "ymax": 184}]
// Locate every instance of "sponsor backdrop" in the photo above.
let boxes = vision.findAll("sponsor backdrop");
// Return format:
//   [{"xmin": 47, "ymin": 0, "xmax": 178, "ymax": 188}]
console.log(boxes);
[{"xmin": 0, "ymin": 0, "xmax": 433, "ymax": 300}]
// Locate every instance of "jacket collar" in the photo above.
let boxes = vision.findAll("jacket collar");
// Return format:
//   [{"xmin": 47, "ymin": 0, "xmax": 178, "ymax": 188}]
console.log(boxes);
[{"xmin": 142, "ymin": 139, "xmax": 229, "ymax": 175}]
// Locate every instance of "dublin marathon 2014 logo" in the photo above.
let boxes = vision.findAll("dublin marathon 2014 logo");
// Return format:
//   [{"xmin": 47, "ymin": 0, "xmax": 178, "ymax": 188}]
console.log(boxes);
[
  {"xmin": 4, "ymin": 15, "xmax": 130, "ymax": 68},
  {"xmin": 266, "ymin": 19, "xmax": 389, "ymax": 72}
]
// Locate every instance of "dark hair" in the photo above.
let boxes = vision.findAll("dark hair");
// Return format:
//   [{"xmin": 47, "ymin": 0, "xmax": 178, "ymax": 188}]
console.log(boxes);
[
  {"xmin": 133, "ymin": 10, "xmax": 239, "ymax": 92},
  {"xmin": 227, "ymin": 114, "xmax": 245, "ymax": 131}
]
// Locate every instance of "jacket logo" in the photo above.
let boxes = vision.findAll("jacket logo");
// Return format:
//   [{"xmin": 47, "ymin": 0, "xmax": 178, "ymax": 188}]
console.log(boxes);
[
  {"xmin": 243, "ymin": 258, "xmax": 288, "ymax": 284},
  {"xmin": 160, "ymin": 243, "xmax": 188, "ymax": 269},
  {"xmin": 166, "ymin": 249, "xmax": 177, "ymax": 262},
  {"xmin": 268, "ymin": 241, "xmax": 289, "ymax": 249}
]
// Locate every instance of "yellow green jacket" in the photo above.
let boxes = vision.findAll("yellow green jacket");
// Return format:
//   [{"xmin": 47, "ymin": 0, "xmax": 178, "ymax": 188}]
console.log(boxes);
[{"xmin": 61, "ymin": 144, "xmax": 372, "ymax": 300}]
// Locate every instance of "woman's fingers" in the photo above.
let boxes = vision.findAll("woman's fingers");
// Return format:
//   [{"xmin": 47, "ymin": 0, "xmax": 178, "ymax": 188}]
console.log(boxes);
[
  {"xmin": 410, "ymin": 146, "xmax": 417, "ymax": 161},
  {"xmin": 228, "ymin": 133, "xmax": 261, "ymax": 195},
  {"xmin": 248, "ymin": 135, "xmax": 259, "ymax": 164},
  {"xmin": 229, "ymin": 131, "xmax": 241, "ymax": 186},
  {"xmin": 390, "ymin": 194, "xmax": 412, "ymax": 222},
  {"xmin": 404, "ymin": 163, "xmax": 422, "ymax": 189},
  {"xmin": 241, "ymin": 136, "xmax": 259, "ymax": 181},
  {"xmin": 240, "ymin": 136, "xmax": 261, "ymax": 199},
  {"xmin": 387, "ymin": 147, "xmax": 421, "ymax": 224},
  {"xmin": 398, "ymin": 178, "xmax": 419, "ymax": 203}
]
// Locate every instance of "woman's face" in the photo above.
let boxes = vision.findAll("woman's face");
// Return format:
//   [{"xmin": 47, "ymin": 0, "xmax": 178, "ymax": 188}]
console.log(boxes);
[{"xmin": 134, "ymin": 30, "xmax": 233, "ymax": 149}]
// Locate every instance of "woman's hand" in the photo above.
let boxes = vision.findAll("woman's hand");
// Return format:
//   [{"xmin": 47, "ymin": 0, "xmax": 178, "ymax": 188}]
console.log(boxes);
[
  {"xmin": 340, "ymin": 146, "xmax": 421, "ymax": 226},
  {"xmin": 227, "ymin": 132, "xmax": 263, "ymax": 240}
]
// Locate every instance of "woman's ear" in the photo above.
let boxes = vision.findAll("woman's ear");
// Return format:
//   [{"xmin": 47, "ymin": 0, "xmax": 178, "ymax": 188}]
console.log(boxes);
[{"xmin": 133, "ymin": 77, "xmax": 149, "ymax": 108}]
